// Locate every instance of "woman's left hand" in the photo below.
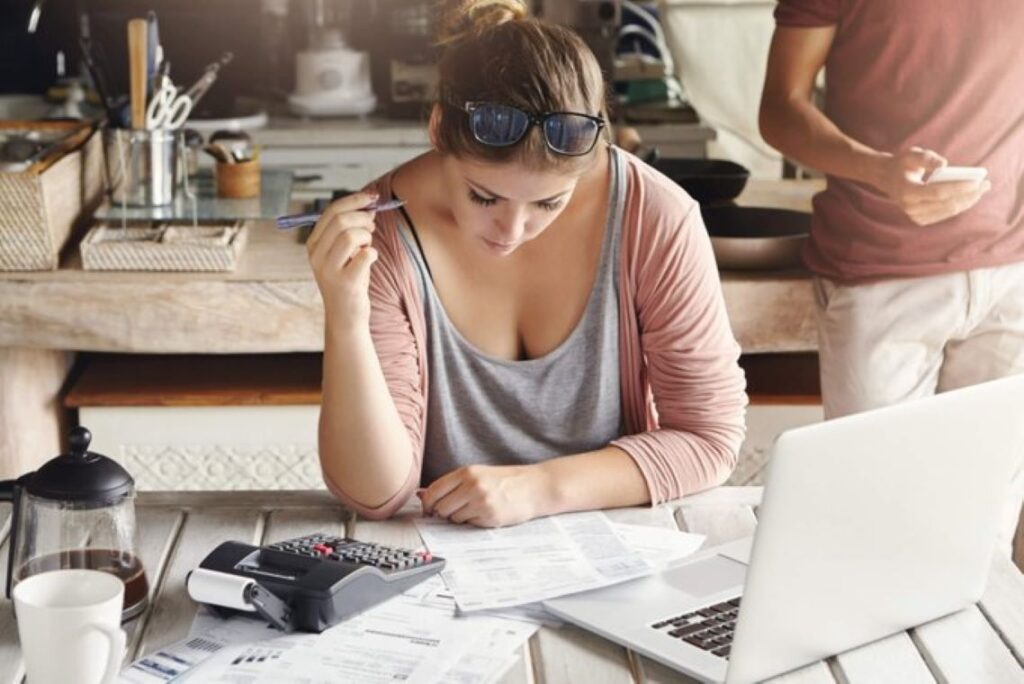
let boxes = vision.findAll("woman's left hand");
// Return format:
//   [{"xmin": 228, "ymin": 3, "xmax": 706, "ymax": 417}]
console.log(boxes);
[{"xmin": 418, "ymin": 464, "xmax": 552, "ymax": 528}]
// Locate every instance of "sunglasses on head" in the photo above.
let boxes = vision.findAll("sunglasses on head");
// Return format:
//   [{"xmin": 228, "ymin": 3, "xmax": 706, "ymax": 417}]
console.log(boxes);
[{"xmin": 462, "ymin": 101, "xmax": 606, "ymax": 157}]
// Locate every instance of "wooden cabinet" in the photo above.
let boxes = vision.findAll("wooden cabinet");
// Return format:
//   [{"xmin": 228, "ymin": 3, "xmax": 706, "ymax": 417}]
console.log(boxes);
[{"xmin": 65, "ymin": 354, "xmax": 325, "ymax": 491}]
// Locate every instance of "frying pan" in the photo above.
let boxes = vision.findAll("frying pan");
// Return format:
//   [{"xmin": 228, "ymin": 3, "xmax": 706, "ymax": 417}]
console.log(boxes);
[
  {"xmin": 700, "ymin": 205, "xmax": 811, "ymax": 271},
  {"xmin": 652, "ymin": 157, "xmax": 751, "ymax": 204}
]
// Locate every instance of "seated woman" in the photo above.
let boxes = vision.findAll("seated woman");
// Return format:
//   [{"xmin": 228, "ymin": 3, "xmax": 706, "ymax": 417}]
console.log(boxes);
[{"xmin": 309, "ymin": 0, "xmax": 747, "ymax": 527}]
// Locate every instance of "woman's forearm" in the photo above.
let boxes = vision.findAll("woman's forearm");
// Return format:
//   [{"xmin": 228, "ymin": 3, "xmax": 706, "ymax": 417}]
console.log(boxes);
[
  {"xmin": 534, "ymin": 446, "xmax": 650, "ymax": 516},
  {"xmin": 319, "ymin": 320, "xmax": 415, "ymax": 508}
]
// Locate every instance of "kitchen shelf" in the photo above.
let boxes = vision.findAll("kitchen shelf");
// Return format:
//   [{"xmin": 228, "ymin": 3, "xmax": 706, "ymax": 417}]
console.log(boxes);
[{"xmin": 93, "ymin": 169, "xmax": 293, "ymax": 222}]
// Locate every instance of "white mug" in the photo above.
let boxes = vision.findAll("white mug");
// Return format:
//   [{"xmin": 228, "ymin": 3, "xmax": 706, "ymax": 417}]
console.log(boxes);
[{"xmin": 13, "ymin": 569, "xmax": 127, "ymax": 684}]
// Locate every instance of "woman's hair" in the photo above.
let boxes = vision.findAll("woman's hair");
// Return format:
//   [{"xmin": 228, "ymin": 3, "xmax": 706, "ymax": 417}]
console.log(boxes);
[{"xmin": 434, "ymin": 0, "xmax": 609, "ymax": 171}]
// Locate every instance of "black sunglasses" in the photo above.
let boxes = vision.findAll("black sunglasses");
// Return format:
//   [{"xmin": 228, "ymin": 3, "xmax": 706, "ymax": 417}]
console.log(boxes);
[{"xmin": 462, "ymin": 102, "xmax": 606, "ymax": 157}]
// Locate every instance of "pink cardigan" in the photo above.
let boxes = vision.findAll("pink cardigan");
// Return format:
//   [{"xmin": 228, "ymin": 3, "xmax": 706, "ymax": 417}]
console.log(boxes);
[{"xmin": 322, "ymin": 150, "xmax": 748, "ymax": 518}]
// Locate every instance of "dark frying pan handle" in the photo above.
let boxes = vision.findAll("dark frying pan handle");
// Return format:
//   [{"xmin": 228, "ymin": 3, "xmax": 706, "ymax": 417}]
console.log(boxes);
[{"xmin": 637, "ymin": 145, "xmax": 659, "ymax": 165}]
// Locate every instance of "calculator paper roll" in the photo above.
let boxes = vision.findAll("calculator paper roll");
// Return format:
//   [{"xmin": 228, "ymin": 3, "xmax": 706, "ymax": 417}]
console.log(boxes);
[{"xmin": 187, "ymin": 568, "xmax": 256, "ymax": 612}]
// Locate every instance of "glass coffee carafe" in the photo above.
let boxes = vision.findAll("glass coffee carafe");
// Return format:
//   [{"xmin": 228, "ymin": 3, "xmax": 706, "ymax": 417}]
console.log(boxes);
[{"xmin": 0, "ymin": 426, "xmax": 148, "ymax": 621}]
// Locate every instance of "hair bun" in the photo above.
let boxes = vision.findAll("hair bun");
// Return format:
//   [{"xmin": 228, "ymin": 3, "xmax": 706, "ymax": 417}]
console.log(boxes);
[{"xmin": 438, "ymin": 0, "xmax": 528, "ymax": 45}]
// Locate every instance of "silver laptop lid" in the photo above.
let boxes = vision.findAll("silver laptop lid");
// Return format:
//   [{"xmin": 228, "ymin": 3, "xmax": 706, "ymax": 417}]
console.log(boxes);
[{"xmin": 726, "ymin": 375, "xmax": 1024, "ymax": 684}]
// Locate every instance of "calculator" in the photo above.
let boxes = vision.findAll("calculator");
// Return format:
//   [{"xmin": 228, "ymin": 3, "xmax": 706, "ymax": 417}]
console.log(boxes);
[{"xmin": 195, "ymin": 533, "xmax": 445, "ymax": 632}]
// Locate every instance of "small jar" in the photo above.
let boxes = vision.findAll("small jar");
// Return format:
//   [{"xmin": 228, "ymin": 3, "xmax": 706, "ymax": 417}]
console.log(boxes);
[{"xmin": 215, "ymin": 159, "xmax": 261, "ymax": 199}]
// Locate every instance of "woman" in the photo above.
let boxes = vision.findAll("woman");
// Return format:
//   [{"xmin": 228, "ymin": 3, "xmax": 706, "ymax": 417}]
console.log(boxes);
[{"xmin": 309, "ymin": 0, "xmax": 747, "ymax": 527}]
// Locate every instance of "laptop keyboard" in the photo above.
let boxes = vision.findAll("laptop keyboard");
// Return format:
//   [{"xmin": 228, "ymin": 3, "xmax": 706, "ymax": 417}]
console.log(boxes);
[{"xmin": 650, "ymin": 597, "xmax": 741, "ymax": 660}]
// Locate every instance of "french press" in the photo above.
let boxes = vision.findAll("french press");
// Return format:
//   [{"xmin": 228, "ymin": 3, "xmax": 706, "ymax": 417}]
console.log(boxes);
[{"xmin": 0, "ymin": 426, "xmax": 148, "ymax": 621}]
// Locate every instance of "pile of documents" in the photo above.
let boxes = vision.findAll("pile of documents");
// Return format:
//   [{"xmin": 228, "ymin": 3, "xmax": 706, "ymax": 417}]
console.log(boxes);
[
  {"xmin": 120, "ymin": 511, "xmax": 703, "ymax": 683},
  {"xmin": 121, "ymin": 576, "xmax": 538, "ymax": 684},
  {"xmin": 415, "ymin": 511, "xmax": 703, "ymax": 614}
]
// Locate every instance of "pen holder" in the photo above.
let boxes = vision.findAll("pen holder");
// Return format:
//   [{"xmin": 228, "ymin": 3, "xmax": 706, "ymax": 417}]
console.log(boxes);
[
  {"xmin": 215, "ymin": 159, "xmax": 261, "ymax": 199},
  {"xmin": 103, "ymin": 128, "xmax": 179, "ymax": 207}
]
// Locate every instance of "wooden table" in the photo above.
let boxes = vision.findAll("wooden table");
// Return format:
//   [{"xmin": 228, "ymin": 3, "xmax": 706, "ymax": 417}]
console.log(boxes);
[{"xmin": 1, "ymin": 487, "xmax": 1020, "ymax": 683}]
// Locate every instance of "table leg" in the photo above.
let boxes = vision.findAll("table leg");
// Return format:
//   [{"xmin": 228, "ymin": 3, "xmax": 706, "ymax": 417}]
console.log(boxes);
[{"xmin": 0, "ymin": 348, "xmax": 74, "ymax": 479}]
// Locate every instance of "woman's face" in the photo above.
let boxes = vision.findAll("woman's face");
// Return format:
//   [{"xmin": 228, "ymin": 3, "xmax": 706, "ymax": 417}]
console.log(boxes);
[{"xmin": 441, "ymin": 154, "xmax": 583, "ymax": 256}]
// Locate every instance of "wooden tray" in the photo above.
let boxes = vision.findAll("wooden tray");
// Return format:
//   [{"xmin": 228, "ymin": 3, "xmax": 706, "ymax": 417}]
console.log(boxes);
[{"xmin": 80, "ymin": 221, "xmax": 248, "ymax": 272}]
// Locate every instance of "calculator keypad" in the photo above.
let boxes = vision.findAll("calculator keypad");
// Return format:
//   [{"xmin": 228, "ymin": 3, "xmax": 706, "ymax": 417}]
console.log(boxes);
[{"xmin": 266, "ymin": 534, "xmax": 434, "ymax": 572}]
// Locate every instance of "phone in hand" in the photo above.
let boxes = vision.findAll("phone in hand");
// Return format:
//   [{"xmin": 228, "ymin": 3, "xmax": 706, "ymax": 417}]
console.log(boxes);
[{"xmin": 927, "ymin": 166, "xmax": 988, "ymax": 184}]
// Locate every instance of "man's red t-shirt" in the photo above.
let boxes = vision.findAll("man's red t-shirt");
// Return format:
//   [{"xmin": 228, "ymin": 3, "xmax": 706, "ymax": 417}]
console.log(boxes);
[{"xmin": 776, "ymin": 0, "xmax": 1024, "ymax": 282}]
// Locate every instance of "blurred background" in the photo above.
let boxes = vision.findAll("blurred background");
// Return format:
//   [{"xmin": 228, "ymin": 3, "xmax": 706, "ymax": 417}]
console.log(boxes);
[{"xmin": 0, "ymin": 0, "xmax": 786, "ymax": 176}]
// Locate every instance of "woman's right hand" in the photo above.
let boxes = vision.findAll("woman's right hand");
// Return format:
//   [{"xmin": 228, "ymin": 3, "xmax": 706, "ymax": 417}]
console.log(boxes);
[
  {"xmin": 875, "ymin": 147, "xmax": 991, "ymax": 226},
  {"xmin": 307, "ymin": 191, "xmax": 381, "ymax": 330}
]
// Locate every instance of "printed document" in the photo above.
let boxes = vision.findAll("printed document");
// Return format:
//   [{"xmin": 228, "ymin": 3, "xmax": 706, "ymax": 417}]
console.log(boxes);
[
  {"xmin": 123, "ymin": 575, "xmax": 537, "ymax": 683},
  {"xmin": 415, "ymin": 511, "xmax": 654, "ymax": 611}
]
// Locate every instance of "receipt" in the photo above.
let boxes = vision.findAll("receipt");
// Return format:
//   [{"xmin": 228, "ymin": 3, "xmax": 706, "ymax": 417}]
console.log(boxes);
[{"xmin": 415, "ymin": 511, "xmax": 654, "ymax": 612}]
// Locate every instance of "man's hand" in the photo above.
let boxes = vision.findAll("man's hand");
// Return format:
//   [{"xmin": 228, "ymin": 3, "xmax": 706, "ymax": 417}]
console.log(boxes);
[
  {"xmin": 418, "ymin": 464, "xmax": 553, "ymax": 528},
  {"xmin": 875, "ymin": 147, "xmax": 991, "ymax": 226}
]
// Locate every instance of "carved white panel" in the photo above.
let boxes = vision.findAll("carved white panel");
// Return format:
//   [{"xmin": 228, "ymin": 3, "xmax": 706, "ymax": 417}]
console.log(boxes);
[
  {"xmin": 118, "ymin": 444, "xmax": 323, "ymax": 491},
  {"xmin": 79, "ymin": 405, "xmax": 326, "ymax": 491}
]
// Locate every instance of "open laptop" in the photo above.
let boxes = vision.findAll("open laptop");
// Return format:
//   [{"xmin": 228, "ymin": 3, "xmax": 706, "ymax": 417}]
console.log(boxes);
[{"xmin": 544, "ymin": 374, "xmax": 1024, "ymax": 683}]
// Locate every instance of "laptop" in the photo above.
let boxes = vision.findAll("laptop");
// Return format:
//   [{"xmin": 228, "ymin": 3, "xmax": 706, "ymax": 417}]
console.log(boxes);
[{"xmin": 544, "ymin": 374, "xmax": 1024, "ymax": 683}]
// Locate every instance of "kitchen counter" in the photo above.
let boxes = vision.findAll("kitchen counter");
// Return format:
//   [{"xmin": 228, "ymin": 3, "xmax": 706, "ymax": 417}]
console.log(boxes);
[
  {"xmin": 1, "ymin": 486, "xmax": 1020, "ymax": 683},
  {"xmin": 0, "ymin": 179, "xmax": 820, "ymax": 354},
  {"xmin": 253, "ymin": 116, "xmax": 718, "ymax": 199}
]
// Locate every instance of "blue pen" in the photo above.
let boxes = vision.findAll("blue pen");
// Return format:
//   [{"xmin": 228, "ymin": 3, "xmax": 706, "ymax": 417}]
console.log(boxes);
[{"xmin": 276, "ymin": 198, "xmax": 406, "ymax": 231}]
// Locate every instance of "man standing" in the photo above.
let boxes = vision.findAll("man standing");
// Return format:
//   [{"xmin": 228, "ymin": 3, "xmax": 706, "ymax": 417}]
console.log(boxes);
[{"xmin": 759, "ymin": 0, "xmax": 1024, "ymax": 560}]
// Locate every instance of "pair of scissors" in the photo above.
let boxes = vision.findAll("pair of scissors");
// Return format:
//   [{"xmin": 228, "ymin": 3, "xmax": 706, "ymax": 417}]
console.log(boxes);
[
  {"xmin": 145, "ymin": 75, "xmax": 193, "ymax": 130},
  {"xmin": 179, "ymin": 52, "xmax": 234, "ymax": 112}
]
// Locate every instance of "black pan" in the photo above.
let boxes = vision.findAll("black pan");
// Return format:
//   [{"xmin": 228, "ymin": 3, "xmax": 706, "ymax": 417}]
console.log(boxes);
[
  {"xmin": 699, "ymin": 205, "xmax": 811, "ymax": 270},
  {"xmin": 653, "ymin": 158, "xmax": 751, "ymax": 204},
  {"xmin": 700, "ymin": 205, "xmax": 811, "ymax": 238}
]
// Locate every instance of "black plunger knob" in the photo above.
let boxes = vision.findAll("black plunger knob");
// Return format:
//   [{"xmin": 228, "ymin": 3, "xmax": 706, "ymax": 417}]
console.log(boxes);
[
  {"xmin": 69, "ymin": 426, "xmax": 92, "ymax": 459},
  {"xmin": 26, "ymin": 425, "xmax": 134, "ymax": 504}
]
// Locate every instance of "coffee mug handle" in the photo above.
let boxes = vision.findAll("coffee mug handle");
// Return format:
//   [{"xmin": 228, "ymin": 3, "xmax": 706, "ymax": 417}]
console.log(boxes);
[{"xmin": 87, "ymin": 622, "xmax": 127, "ymax": 684}]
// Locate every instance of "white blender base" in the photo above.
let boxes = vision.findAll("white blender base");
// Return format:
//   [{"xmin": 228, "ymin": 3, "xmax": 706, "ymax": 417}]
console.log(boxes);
[{"xmin": 288, "ymin": 91, "xmax": 377, "ymax": 118}]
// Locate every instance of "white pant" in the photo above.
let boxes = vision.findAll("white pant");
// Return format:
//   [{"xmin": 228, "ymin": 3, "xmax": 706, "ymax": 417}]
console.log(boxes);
[{"xmin": 814, "ymin": 261, "xmax": 1024, "ymax": 557}]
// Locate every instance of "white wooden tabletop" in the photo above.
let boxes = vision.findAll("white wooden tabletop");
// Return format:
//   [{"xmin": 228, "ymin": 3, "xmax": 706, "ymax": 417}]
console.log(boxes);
[{"xmin": 0, "ymin": 487, "xmax": 1020, "ymax": 683}]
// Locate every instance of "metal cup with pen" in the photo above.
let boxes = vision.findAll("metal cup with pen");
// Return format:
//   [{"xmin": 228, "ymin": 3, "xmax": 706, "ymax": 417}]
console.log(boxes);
[
  {"xmin": 103, "ymin": 128, "xmax": 183, "ymax": 208},
  {"xmin": 101, "ymin": 49, "xmax": 234, "ymax": 213}
]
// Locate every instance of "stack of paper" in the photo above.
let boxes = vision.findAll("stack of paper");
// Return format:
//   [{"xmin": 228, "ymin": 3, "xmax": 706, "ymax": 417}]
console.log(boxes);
[
  {"xmin": 122, "ymin": 575, "xmax": 537, "ymax": 684},
  {"xmin": 415, "ymin": 512, "xmax": 704, "ymax": 627},
  {"xmin": 415, "ymin": 511, "xmax": 699, "ymax": 613}
]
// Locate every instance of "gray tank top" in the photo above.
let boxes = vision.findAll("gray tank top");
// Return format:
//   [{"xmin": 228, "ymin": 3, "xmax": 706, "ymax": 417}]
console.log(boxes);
[{"xmin": 399, "ymin": 148, "xmax": 627, "ymax": 485}]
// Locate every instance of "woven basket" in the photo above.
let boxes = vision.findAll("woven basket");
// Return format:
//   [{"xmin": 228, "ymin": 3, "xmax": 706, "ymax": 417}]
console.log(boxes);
[
  {"xmin": 0, "ymin": 123, "xmax": 103, "ymax": 271},
  {"xmin": 80, "ymin": 221, "xmax": 248, "ymax": 272}
]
